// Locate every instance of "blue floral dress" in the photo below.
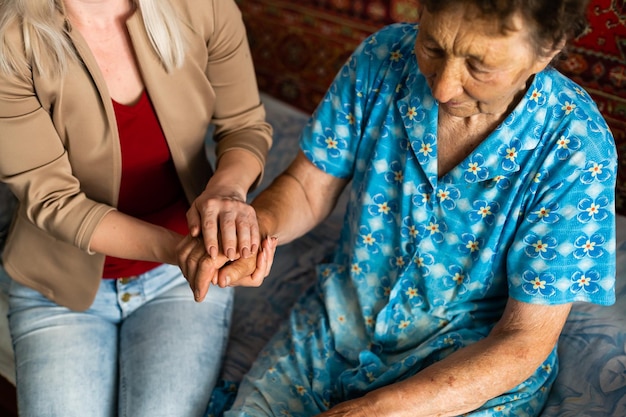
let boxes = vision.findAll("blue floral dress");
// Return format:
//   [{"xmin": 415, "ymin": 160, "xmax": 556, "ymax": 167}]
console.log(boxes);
[{"xmin": 226, "ymin": 23, "xmax": 617, "ymax": 417}]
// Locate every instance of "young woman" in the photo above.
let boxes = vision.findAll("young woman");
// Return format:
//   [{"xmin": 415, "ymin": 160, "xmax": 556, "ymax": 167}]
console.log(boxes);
[{"xmin": 0, "ymin": 0, "xmax": 272, "ymax": 415}]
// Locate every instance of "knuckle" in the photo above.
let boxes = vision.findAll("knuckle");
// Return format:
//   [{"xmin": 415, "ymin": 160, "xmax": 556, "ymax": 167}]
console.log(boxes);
[{"xmin": 198, "ymin": 256, "xmax": 214, "ymax": 269}]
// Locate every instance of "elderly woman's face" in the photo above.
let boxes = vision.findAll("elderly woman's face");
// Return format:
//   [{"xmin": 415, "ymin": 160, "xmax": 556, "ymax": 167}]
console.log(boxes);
[{"xmin": 415, "ymin": 5, "xmax": 556, "ymax": 119}]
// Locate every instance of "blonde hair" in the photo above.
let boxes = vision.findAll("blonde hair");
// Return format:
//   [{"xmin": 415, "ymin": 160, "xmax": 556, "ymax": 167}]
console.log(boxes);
[{"xmin": 0, "ymin": 0, "xmax": 186, "ymax": 78}]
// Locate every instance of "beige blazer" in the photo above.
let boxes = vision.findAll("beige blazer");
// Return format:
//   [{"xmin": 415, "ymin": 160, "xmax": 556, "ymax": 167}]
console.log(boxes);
[{"xmin": 0, "ymin": 0, "xmax": 272, "ymax": 310}]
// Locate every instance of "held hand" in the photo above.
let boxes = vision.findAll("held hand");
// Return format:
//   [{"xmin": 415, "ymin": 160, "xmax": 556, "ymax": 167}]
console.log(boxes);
[
  {"xmin": 176, "ymin": 233, "xmax": 232, "ymax": 302},
  {"xmin": 316, "ymin": 396, "xmax": 379, "ymax": 417},
  {"xmin": 216, "ymin": 236, "xmax": 278, "ymax": 288},
  {"xmin": 186, "ymin": 187, "xmax": 260, "ymax": 262}
]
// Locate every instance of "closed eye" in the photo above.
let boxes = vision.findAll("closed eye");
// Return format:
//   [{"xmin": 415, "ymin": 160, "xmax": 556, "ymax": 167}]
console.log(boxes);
[
  {"xmin": 421, "ymin": 44, "xmax": 444, "ymax": 58},
  {"xmin": 467, "ymin": 60, "xmax": 493, "ymax": 79}
]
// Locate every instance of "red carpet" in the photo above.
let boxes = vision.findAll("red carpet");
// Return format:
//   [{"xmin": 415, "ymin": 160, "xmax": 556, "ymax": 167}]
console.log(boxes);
[{"xmin": 238, "ymin": 0, "xmax": 626, "ymax": 213}]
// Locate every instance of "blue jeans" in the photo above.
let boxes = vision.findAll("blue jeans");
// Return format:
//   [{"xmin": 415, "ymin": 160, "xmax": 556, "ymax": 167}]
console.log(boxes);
[{"xmin": 8, "ymin": 263, "xmax": 233, "ymax": 417}]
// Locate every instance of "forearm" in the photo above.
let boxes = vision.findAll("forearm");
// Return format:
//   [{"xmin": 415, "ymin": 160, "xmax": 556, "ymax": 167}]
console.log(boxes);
[
  {"xmin": 353, "ymin": 302, "xmax": 571, "ymax": 417},
  {"xmin": 89, "ymin": 210, "xmax": 183, "ymax": 265},
  {"xmin": 252, "ymin": 152, "xmax": 347, "ymax": 244},
  {"xmin": 208, "ymin": 149, "xmax": 263, "ymax": 199},
  {"xmin": 252, "ymin": 174, "xmax": 321, "ymax": 245},
  {"xmin": 365, "ymin": 334, "xmax": 545, "ymax": 416}
]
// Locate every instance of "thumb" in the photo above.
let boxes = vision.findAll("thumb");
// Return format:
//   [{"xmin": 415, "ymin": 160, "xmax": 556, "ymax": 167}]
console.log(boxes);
[{"xmin": 218, "ymin": 257, "xmax": 258, "ymax": 287}]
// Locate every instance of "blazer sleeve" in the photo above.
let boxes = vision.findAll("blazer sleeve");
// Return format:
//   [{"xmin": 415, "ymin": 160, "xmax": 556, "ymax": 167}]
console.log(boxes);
[
  {"xmin": 0, "ymin": 26, "xmax": 114, "ymax": 252},
  {"xmin": 204, "ymin": 0, "xmax": 273, "ymax": 187}
]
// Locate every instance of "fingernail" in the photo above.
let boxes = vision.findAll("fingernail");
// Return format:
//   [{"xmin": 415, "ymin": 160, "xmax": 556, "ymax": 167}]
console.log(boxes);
[
  {"xmin": 242, "ymin": 247, "xmax": 251, "ymax": 258},
  {"xmin": 227, "ymin": 248, "xmax": 235, "ymax": 261},
  {"xmin": 194, "ymin": 289, "xmax": 201, "ymax": 301},
  {"xmin": 209, "ymin": 246, "xmax": 218, "ymax": 259},
  {"xmin": 251, "ymin": 244, "xmax": 258, "ymax": 254}
]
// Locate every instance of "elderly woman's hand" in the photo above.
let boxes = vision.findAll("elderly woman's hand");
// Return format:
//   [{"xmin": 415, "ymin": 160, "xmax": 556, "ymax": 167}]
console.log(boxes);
[
  {"xmin": 186, "ymin": 185, "xmax": 260, "ymax": 262},
  {"xmin": 177, "ymin": 234, "xmax": 277, "ymax": 301},
  {"xmin": 315, "ymin": 396, "xmax": 380, "ymax": 417},
  {"xmin": 216, "ymin": 236, "xmax": 278, "ymax": 288}
]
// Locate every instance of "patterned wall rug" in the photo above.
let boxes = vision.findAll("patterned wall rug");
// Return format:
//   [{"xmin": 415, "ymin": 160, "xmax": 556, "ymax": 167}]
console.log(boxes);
[{"xmin": 237, "ymin": 0, "xmax": 626, "ymax": 213}]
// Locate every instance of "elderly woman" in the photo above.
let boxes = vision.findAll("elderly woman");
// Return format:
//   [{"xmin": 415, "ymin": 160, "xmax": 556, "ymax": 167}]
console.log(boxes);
[
  {"xmin": 0, "ymin": 0, "xmax": 271, "ymax": 416},
  {"xmin": 182, "ymin": 0, "xmax": 617, "ymax": 415}
]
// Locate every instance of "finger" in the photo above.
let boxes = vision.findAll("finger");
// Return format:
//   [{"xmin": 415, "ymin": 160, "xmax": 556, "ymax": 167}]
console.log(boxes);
[
  {"xmin": 199, "ymin": 202, "xmax": 220, "ymax": 259},
  {"xmin": 249, "ymin": 244, "xmax": 267, "ymax": 283},
  {"xmin": 250, "ymin": 236, "xmax": 277, "ymax": 281},
  {"xmin": 219, "ymin": 210, "xmax": 238, "ymax": 261},
  {"xmin": 235, "ymin": 217, "xmax": 252, "ymax": 259},
  {"xmin": 264, "ymin": 236, "xmax": 278, "ymax": 275},
  {"xmin": 193, "ymin": 254, "xmax": 219, "ymax": 302},
  {"xmin": 184, "ymin": 238, "xmax": 208, "ymax": 295},
  {"xmin": 234, "ymin": 205, "xmax": 258, "ymax": 259},
  {"xmin": 217, "ymin": 256, "xmax": 257, "ymax": 287},
  {"xmin": 186, "ymin": 206, "xmax": 202, "ymax": 238},
  {"xmin": 176, "ymin": 235, "xmax": 196, "ymax": 286},
  {"xmin": 249, "ymin": 218, "xmax": 260, "ymax": 256}
]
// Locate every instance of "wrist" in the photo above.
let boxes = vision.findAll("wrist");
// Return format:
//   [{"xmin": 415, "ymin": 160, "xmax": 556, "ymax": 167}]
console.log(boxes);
[
  {"xmin": 205, "ymin": 176, "xmax": 249, "ymax": 201},
  {"xmin": 210, "ymin": 151, "xmax": 263, "ymax": 197},
  {"xmin": 159, "ymin": 229, "xmax": 184, "ymax": 265},
  {"xmin": 255, "ymin": 208, "xmax": 276, "ymax": 240}
]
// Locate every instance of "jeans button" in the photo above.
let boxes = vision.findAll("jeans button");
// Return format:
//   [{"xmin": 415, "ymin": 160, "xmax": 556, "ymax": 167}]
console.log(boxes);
[{"xmin": 121, "ymin": 292, "xmax": 132, "ymax": 303}]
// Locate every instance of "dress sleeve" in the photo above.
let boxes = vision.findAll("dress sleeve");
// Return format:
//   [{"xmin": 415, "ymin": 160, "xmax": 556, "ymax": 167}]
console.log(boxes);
[
  {"xmin": 506, "ymin": 85, "xmax": 617, "ymax": 307},
  {"xmin": 299, "ymin": 25, "xmax": 407, "ymax": 179}
]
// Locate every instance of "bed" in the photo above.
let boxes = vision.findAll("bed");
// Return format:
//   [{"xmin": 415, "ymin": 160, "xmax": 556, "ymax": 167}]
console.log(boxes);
[{"xmin": 1, "ymin": 93, "xmax": 625, "ymax": 416}]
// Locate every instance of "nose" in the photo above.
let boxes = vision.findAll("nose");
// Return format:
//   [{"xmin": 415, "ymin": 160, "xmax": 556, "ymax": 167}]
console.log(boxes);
[{"xmin": 430, "ymin": 60, "xmax": 463, "ymax": 103}]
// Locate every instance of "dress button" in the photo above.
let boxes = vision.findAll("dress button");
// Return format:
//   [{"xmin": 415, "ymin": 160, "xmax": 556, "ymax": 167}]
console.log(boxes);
[{"xmin": 121, "ymin": 292, "xmax": 132, "ymax": 303}]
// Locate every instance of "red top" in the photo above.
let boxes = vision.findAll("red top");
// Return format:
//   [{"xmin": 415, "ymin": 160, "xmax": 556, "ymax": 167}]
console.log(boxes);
[{"xmin": 103, "ymin": 91, "xmax": 189, "ymax": 278}]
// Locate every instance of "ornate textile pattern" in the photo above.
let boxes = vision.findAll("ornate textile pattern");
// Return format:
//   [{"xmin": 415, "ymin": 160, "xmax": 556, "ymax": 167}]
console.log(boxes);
[
  {"xmin": 238, "ymin": 0, "xmax": 626, "ymax": 213},
  {"xmin": 237, "ymin": 0, "xmax": 386, "ymax": 111},
  {"xmin": 556, "ymin": 0, "xmax": 626, "ymax": 211}
]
